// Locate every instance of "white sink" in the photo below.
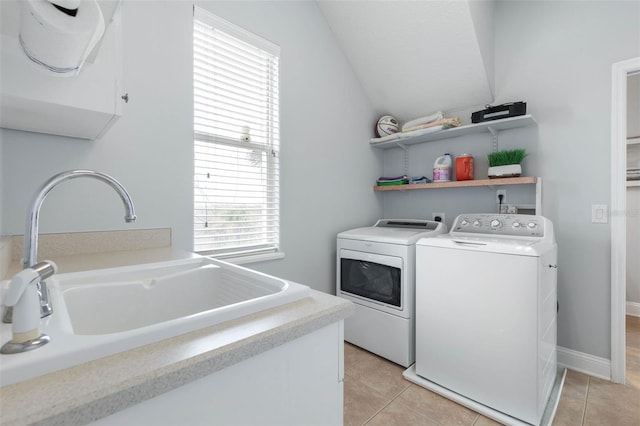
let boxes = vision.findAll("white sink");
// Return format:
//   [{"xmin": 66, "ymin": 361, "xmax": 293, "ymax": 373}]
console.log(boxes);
[
  {"xmin": 0, "ymin": 257, "xmax": 310, "ymax": 386},
  {"xmin": 63, "ymin": 262, "xmax": 290, "ymax": 335}
]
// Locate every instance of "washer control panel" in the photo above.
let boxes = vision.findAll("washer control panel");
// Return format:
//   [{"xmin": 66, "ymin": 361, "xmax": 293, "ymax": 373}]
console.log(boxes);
[{"xmin": 452, "ymin": 214, "xmax": 544, "ymax": 237}]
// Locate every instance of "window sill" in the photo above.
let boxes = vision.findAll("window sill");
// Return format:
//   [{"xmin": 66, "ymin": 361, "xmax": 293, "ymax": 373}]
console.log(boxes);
[{"xmin": 207, "ymin": 251, "xmax": 285, "ymax": 265}]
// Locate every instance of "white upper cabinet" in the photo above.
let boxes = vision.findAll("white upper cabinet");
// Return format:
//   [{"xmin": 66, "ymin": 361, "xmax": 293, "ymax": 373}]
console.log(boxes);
[{"xmin": 0, "ymin": 1, "xmax": 123, "ymax": 140}]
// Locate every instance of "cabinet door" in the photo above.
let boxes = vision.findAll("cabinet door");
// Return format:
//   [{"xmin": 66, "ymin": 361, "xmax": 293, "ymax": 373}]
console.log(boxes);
[
  {"xmin": 89, "ymin": 323, "xmax": 345, "ymax": 426},
  {"xmin": 0, "ymin": 1, "xmax": 122, "ymax": 140}
]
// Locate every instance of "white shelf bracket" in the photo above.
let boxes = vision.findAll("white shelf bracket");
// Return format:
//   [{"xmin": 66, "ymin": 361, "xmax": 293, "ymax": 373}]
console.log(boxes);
[
  {"xmin": 488, "ymin": 126, "xmax": 498, "ymax": 151},
  {"xmin": 398, "ymin": 144, "xmax": 409, "ymax": 176},
  {"xmin": 396, "ymin": 143, "xmax": 410, "ymax": 175}
]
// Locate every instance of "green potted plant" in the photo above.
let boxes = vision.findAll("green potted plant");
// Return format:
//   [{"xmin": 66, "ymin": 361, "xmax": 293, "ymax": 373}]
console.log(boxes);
[{"xmin": 487, "ymin": 149, "xmax": 528, "ymax": 178}]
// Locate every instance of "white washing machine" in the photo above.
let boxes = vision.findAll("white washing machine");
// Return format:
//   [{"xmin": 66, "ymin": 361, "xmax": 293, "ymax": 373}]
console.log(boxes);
[
  {"xmin": 404, "ymin": 214, "xmax": 561, "ymax": 426},
  {"xmin": 336, "ymin": 219, "xmax": 447, "ymax": 366}
]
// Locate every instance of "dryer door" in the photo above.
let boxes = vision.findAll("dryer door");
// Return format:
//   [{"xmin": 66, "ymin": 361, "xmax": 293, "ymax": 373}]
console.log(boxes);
[{"xmin": 339, "ymin": 249, "xmax": 403, "ymax": 309}]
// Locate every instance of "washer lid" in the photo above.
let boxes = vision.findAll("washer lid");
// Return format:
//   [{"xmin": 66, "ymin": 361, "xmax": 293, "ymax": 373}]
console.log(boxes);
[
  {"xmin": 338, "ymin": 220, "xmax": 446, "ymax": 245},
  {"xmin": 417, "ymin": 234, "xmax": 554, "ymax": 256}
]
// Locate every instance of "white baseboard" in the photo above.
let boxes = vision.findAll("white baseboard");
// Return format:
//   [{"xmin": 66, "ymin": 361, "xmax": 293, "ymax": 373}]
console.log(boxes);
[
  {"xmin": 627, "ymin": 301, "xmax": 640, "ymax": 317},
  {"xmin": 557, "ymin": 346, "xmax": 611, "ymax": 380}
]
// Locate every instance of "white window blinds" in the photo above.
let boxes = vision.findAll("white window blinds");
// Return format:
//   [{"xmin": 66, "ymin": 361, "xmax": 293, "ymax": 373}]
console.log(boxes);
[{"xmin": 193, "ymin": 7, "xmax": 280, "ymax": 257}]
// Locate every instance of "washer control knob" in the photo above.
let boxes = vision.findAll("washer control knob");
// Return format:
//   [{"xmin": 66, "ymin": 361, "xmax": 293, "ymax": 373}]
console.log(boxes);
[
  {"xmin": 512, "ymin": 221, "xmax": 522, "ymax": 229},
  {"xmin": 490, "ymin": 219, "xmax": 502, "ymax": 229},
  {"xmin": 527, "ymin": 222, "xmax": 538, "ymax": 229},
  {"xmin": 473, "ymin": 220, "xmax": 482, "ymax": 227},
  {"xmin": 460, "ymin": 219, "xmax": 469, "ymax": 227}
]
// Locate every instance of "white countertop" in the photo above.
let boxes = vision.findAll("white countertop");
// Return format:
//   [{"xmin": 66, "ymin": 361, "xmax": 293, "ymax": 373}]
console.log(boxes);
[{"xmin": 0, "ymin": 249, "xmax": 353, "ymax": 426}]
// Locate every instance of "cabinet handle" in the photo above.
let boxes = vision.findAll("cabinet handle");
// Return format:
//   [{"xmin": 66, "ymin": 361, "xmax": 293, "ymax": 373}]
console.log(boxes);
[
  {"xmin": 121, "ymin": 93, "xmax": 129, "ymax": 103},
  {"xmin": 549, "ymin": 264, "xmax": 558, "ymax": 269}
]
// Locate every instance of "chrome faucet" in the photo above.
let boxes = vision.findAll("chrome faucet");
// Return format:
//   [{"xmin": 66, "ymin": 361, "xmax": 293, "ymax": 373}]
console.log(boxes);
[{"xmin": 2, "ymin": 170, "xmax": 137, "ymax": 323}]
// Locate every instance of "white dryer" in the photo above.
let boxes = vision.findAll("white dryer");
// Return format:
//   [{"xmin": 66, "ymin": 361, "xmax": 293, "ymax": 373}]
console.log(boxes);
[
  {"xmin": 405, "ymin": 214, "xmax": 561, "ymax": 426},
  {"xmin": 336, "ymin": 219, "xmax": 447, "ymax": 366}
]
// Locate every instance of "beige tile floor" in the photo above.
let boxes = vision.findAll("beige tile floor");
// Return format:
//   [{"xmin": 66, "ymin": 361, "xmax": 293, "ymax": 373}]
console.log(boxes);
[{"xmin": 344, "ymin": 315, "xmax": 640, "ymax": 425}]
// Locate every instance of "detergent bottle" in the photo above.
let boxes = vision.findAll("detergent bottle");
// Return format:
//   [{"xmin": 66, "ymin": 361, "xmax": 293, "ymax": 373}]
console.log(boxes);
[{"xmin": 433, "ymin": 153, "xmax": 452, "ymax": 182}]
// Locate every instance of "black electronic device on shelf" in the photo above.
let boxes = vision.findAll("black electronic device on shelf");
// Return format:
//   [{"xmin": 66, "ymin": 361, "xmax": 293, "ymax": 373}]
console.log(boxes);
[{"xmin": 471, "ymin": 102, "xmax": 527, "ymax": 123}]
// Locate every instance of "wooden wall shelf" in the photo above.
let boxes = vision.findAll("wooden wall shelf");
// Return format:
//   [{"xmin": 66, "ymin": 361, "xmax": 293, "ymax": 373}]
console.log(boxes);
[{"xmin": 373, "ymin": 176, "xmax": 537, "ymax": 192}]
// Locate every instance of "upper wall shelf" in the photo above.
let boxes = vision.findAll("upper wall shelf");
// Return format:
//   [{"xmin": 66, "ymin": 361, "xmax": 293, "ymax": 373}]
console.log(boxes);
[{"xmin": 370, "ymin": 115, "xmax": 537, "ymax": 150}]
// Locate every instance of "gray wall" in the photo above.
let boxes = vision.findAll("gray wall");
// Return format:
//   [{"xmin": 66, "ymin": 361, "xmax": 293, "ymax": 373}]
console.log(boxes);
[
  {"xmin": 382, "ymin": 1, "xmax": 639, "ymax": 360},
  {"xmin": 0, "ymin": 1, "xmax": 382, "ymax": 295},
  {"xmin": 496, "ymin": 0, "xmax": 638, "ymax": 359}
]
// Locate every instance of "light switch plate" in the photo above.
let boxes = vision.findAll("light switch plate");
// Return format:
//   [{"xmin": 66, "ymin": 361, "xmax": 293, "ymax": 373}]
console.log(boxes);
[{"xmin": 591, "ymin": 204, "xmax": 609, "ymax": 224}]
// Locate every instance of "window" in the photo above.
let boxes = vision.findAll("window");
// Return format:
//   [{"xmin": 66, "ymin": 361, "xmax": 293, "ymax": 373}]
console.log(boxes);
[{"xmin": 193, "ymin": 7, "xmax": 280, "ymax": 258}]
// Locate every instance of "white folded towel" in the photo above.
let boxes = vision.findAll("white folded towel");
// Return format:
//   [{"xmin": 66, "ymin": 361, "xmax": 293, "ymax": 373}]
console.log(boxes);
[
  {"xmin": 370, "ymin": 125, "xmax": 444, "ymax": 144},
  {"xmin": 401, "ymin": 111, "xmax": 444, "ymax": 132}
]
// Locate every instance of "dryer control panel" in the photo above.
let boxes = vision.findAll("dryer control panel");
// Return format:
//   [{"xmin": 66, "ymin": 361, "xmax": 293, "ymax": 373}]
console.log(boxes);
[{"xmin": 452, "ymin": 214, "xmax": 545, "ymax": 238}]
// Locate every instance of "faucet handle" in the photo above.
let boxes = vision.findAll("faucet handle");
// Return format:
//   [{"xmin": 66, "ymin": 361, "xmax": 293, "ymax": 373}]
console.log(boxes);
[
  {"xmin": 3, "ymin": 261, "xmax": 57, "ymax": 307},
  {"xmin": 32, "ymin": 261, "xmax": 58, "ymax": 280},
  {"xmin": 4, "ymin": 270, "xmax": 40, "ymax": 307},
  {"xmin": 2, "ymin": 261, "xmax": 57, "ymax": 323}
]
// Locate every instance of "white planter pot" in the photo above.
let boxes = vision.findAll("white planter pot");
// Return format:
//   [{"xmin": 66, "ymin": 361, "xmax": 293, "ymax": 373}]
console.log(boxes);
[{"xmin": 488, "ymin": 164, "xmax": 522, "ymax": 179}]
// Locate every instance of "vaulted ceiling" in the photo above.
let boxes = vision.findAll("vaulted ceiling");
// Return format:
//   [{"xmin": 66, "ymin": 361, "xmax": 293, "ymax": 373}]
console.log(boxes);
[{"xmin": 317, "ymin": 0, "xmax": 496, "ymax": 124}]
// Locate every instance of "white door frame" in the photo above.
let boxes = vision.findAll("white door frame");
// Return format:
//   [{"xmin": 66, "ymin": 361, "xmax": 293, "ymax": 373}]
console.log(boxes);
[{"xmin": 611, "ymin": 56, "xmax": 640, "ymax": 384}]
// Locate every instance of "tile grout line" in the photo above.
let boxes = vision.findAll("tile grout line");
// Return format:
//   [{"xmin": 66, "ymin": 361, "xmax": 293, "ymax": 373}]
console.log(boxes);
[
  {"xmin": 360, "ymin": 382, "xmax": 414, "ymax": 426},
  {"xmin": 581, "ymin": 376, "xmax": 591, "ymax": 426},
  {"xmin": 343, "ymin": 363, "xmax": 413, "ymax": 426},
  {"xmin": 382, "ymin": 385, "xmax": 476, "ymax": 426},
  {"xmin": 470, "ymin": 413, "xmax": 481, "ymax": 425},
  {"xmin": 360, "ymin": 397, "xmax": 394, "ymax": 425}
]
